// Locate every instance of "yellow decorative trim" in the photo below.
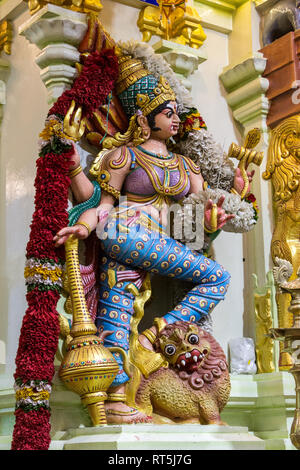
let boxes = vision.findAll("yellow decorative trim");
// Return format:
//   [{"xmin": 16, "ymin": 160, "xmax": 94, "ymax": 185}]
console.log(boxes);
[
  {"xmin": 24, "ymin": 265, "xmax": 63, "ymax": 282},
  {"xmin": 99, "ymin": 181, "xmax": 121, "ymax": 200},
  {"xmin": 230, "ymin": 188, "xmax": 239, "ymax": 196},
  {"xmin": 76, "ymin": 221, "xmax": 91, "ymax": 236},
  {"xmin": 107, "ymin": 393, "xmax": 127, "ymax": 402},
  {"xmin": 228, "ymin": 128, "xmax": 263, "ymax": 199},
  {"xmin": 254, "ymin": 289, "xmax": 275, "ymax": 374},
  {"xmin": 154, "ymin": 316, "xmax": 168, "ymax": 334},
  {"xmin": 115, "ymin": 56, "xmax": 150, "ymax": 95},
  {"xmin": 137, "ymin": 2, "xmax": 207, "ymax": 49},
  {"xmin": 26, "ymin": 0, "xmax": 103, "ymax": 15},
  {"xmin": 204, "ymin": 202, "xmax": 218, "ymax": 233},
  {"xmin": 69, "ymin": 165, "xmax": 83, "ymax": 178},
  {"xmin": 15, "ymin": 388, "xmax": 50, "ymax": 402},
  {"xmin": 142, "ymin": 328, "xmax": 157, "ymax": 345},
  {"xmin": 137, "ymin": 76, "xmax": 176, "ymax": 117},
  {"xmin": 0, "ymin": 21, "xmax": 13, "ymax": 55},
  {"xmin": 39, "ymin": 117, "xmax": 73, "ymax": 143}
]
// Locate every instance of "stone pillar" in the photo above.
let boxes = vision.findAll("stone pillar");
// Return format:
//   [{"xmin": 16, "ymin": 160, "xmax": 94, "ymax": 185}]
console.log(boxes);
[
  {"xmin": 152, "ymin": 38, "xmax": 207, "ymax": 91},
  {"xmin": 18, "ymin": 4, "xmax": 88, "ymax": 104},
  {"xmin": 220, "ymin": 52, "xmax": 273, "ymax": 339}
]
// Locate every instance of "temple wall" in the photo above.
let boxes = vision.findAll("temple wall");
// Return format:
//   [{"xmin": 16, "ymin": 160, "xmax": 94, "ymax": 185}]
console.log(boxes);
[
  {"xmin": 0, "ymin": 0, "xmax": 270, "ymax": 383},
  {"xmin": 0, "ymin": 5, "xmax": 49, "ymax": 384}
]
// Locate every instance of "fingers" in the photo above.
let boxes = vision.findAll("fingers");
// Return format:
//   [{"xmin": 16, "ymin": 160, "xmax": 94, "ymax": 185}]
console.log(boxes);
[
  {"xmin": 205, "ymin": 199, "xmax": 213, "ymax": 210},
  {"xmin": 247, "ymin": 169, "xmax": 255, "ymax": 182},
  {"xmin": 53, "ymin": 226, "xmax": 81, "ymax": 247},
  {"xmin": 65, "ymin": 100, "xmax": 76, "ymax": 123},
  {"xmin": 217, "ymin": 195, "xmax": 225, "ymax": 208},
  {"xmin": 79, "ymin": 117, "xmax": 86, "ymax": 138},
  {"xmin": 74, "ymin": 106, "xmax": 82, "ymax": 124}
]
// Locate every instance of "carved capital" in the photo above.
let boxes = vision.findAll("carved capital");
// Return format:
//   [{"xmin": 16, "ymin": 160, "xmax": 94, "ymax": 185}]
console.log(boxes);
[
  {"xmin": 220, "ymin": 53, "xmax": 269, "ymax": 134},
  {"xmin": 152, "ymin": 39, "xmax": 207, "ymax": 90},
  {"xmin": 26, "ymin": 0, "xmax": 102, "ymax": 16},
  {"xmin": 19, "ymin": 4, "xmax": 87, "ymax": 103}
]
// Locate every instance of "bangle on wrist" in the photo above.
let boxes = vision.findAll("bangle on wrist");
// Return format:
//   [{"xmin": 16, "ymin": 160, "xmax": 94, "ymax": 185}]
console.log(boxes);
[
  {"xmin": 204, "ymin": 224, "xmax": 216, "ymax": 234},
  {"xmin": 230, "ymin": 187, "xmax": 240, "ymax": 196},
  {"xmin": 69, "ymin": 165, "xmax": 82, "ymax": 178},
  {"xmin": 76, "ymin": 221, "xmax": 91, "ymax": 236}
]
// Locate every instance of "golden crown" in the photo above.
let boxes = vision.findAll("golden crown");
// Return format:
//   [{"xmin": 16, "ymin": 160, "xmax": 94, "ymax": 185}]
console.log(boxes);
[{"xmin": 115, "ymin": 54, "xmax": 176, "ymax": 117}]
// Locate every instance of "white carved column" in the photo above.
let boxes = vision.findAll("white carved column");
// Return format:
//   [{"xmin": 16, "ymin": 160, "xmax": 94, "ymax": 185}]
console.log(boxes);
[
  {"xmin": 18, "ymin": 4, "xmax": 88, "ymax": 104},
  {"xmin": 220, "ymin": 52, "xmax": 274, "ymax": 340},
  {"xmin": 152, "ymin": 39, "xmax": 207, "ymax": 91}
]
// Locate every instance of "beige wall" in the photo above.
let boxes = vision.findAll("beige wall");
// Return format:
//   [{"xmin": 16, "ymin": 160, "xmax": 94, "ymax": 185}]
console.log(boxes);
[{"xmin": 0, "ymin": 6, "xmax": 49, "ymax": 384}]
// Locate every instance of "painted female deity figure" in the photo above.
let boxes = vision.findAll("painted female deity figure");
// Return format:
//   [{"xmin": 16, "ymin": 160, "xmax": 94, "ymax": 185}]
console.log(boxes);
[
  {"xmin": 53, "ymin": 46, "xmax": 255, "ymax": 424},
  {"xmin": 12, "ymin": 22, "xmax": 256, "ymax": 449}
]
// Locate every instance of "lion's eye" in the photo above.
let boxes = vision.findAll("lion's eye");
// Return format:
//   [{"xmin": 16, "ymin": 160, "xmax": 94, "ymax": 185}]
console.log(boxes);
[
  {"xmin": 164, "ymin": 344, "xmax": 176, "ymax": 356},
  {"xmin": 188, "ymin": 334, "xmax": 199, "ymax": 345}
]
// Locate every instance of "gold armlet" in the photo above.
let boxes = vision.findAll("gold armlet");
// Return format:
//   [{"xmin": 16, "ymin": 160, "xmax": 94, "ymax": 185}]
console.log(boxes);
[
  {"xmin": 75, "ymin": 221, "xmax": 91, "ymax": 236},
  {"xmin": 107, "ymin": 393, "xmax": 127, "ymax": 402},
  {"xmin": 142, "ymin": 328, "xmax": 157, "ymax": 345},
  {"xmin": 99, "ymin": 181, "xmax": 121, "ymax": 200},
  {"xmin": 69, "ymin": 165, "xmax": 83, "ymax": 178}
]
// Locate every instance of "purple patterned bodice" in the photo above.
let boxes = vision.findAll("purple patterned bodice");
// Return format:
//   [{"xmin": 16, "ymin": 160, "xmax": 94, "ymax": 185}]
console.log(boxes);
[{"xmin": 123, "ymin": 164, "xmax": 191, "ymax": 200}]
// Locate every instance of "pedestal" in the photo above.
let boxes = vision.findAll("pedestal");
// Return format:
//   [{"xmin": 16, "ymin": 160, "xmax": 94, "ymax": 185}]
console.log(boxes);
[{"xmin": 49, "ymin": 423, "xmax": 265, "ymax": 450}]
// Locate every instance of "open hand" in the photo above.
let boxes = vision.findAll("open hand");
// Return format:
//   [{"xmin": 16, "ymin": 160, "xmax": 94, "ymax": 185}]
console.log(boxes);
[
  {"xmin": 204, "ymin": 196, "xmax": 235, "ymax": 232},
  {"xmin": 53, "ymin": 224, "xmax": 89, "ymax": 247},
  {"xmin": 234, "ymin": 167, "xmax": 255, "ymax": 196}
]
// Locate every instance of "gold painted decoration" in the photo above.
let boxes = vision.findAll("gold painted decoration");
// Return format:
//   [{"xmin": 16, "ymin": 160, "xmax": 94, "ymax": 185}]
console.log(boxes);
[
  {"xmin": 0, "ymin": 21, "xmax": 13, "ymax": 55},
  {"xmin": 59, "ymin": 235, "xmax": 122, "ymax": 426},
  {"xmin": 228, "ymin": 128, "xmax": 263, "ymax": 199},
  {"xmin": 263, "ymin": 114, "xmax": 300, "ymax": 369},
  {"xmin": 26, "ymin": 0, "xmax": 102, "ymax": 15},
  {"xmin": 270, "ymin": 257, "xmax": 300, "ymax": 449},
  {"xmin": 137, "ymin": 1, "xmax": 206, "ymax": 49},
  {"xmin": 254, "ymin": 290, "xmax": 276, "ymax": 373}
]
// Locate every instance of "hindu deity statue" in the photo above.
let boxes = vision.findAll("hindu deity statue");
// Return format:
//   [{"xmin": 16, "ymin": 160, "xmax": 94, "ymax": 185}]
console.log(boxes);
[{"xmin": 52, "ymin": 40, "xmax": 256, "ymax": 423}]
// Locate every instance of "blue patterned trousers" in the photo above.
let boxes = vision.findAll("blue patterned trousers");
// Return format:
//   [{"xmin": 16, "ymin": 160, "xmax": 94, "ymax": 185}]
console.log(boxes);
[{"xmin": 96, "ymin": 210, "xmax": 230, "ymax": 386}]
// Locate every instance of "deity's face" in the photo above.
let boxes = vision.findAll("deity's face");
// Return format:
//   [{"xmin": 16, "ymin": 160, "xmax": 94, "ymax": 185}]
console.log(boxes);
[{"xmin": 149, "ymin": 101, "xmax": 180, "ymax": 141}]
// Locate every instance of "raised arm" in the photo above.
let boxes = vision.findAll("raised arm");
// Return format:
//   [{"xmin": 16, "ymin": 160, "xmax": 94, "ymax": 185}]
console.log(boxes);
[{"xmin": 54, "ymin": 146, "xmax": 132, "ymax": 246}]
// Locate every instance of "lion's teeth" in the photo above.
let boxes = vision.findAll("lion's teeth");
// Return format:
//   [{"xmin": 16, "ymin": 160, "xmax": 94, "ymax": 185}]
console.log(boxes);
[
  {"xmin": 177, "ymin": 364, "xmax": 181, "ymax": 369},
  {"xmin": 185, "ymin": 352, "xmax": 191, "ymax": 359},
  {"xmin": 193, "ymin": 356, "xmax": 198, "ymax": 362},
  {"xmin": 181, "ymin": 360, "xmax": 186, "ymax": 366}
]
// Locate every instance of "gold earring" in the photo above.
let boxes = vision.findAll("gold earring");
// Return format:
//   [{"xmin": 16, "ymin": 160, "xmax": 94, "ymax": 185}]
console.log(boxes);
[{"xmin": 142, "ymin": 127, "xmax": 150, "ymax": 140}]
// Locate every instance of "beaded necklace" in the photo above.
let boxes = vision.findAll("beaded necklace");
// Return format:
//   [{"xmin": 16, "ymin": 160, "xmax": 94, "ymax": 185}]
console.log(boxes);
[{"xmin": 137, "ymin": 145, "xmax": 173, "ymax": 160}]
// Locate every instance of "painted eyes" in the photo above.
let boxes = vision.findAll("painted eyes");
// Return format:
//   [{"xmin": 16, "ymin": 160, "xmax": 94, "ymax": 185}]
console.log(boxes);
[
  {"xmin": 164, "ymin": 344, "xmax": 176, "ymax": 356},
  {"xmin": 188, "ymin": 334, "xmax": 199, "ymax": 345}
]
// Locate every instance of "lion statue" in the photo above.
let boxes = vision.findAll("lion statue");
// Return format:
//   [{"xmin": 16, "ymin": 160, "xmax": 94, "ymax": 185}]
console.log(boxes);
[
  {"xmin": 135, "ymin": 321, "xmax": 231, "ymax": 425},
  {"xmin": 263, "ymin": 114, "xmax": 300, "ymax": 368}
]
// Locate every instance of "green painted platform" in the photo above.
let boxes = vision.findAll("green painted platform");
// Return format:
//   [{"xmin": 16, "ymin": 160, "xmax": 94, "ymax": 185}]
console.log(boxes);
[{"xmin": 49, "ymin": 424, "xmax": 266, "ymax": 450}]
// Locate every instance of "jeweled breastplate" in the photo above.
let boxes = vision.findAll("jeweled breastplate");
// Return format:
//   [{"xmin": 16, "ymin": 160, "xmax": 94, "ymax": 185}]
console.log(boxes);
[{"xmin": 122, "ymin": 146, "xmax": 201, "ymax": 207}]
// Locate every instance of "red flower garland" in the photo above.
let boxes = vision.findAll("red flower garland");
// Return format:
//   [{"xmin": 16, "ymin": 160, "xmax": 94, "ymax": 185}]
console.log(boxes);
[
  {"xmin": 11, "ymin": 48, "xmax": 119, "ymax": 451},
  {"xmin": 49, "ymin": 50, "xmax": 119, "ymax": 118}
]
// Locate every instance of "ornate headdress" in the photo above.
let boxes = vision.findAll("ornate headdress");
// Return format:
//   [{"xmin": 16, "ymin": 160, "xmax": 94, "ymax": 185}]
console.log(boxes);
[{"xmin": 115, "ymin": 53, "xmax": 176, "ymax": 118}]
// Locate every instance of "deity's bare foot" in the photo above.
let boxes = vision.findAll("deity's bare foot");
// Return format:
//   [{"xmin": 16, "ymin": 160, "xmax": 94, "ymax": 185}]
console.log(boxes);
[{"xmin": 105, "ymin": 385, "xmax": 152, "ymax": 424}]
